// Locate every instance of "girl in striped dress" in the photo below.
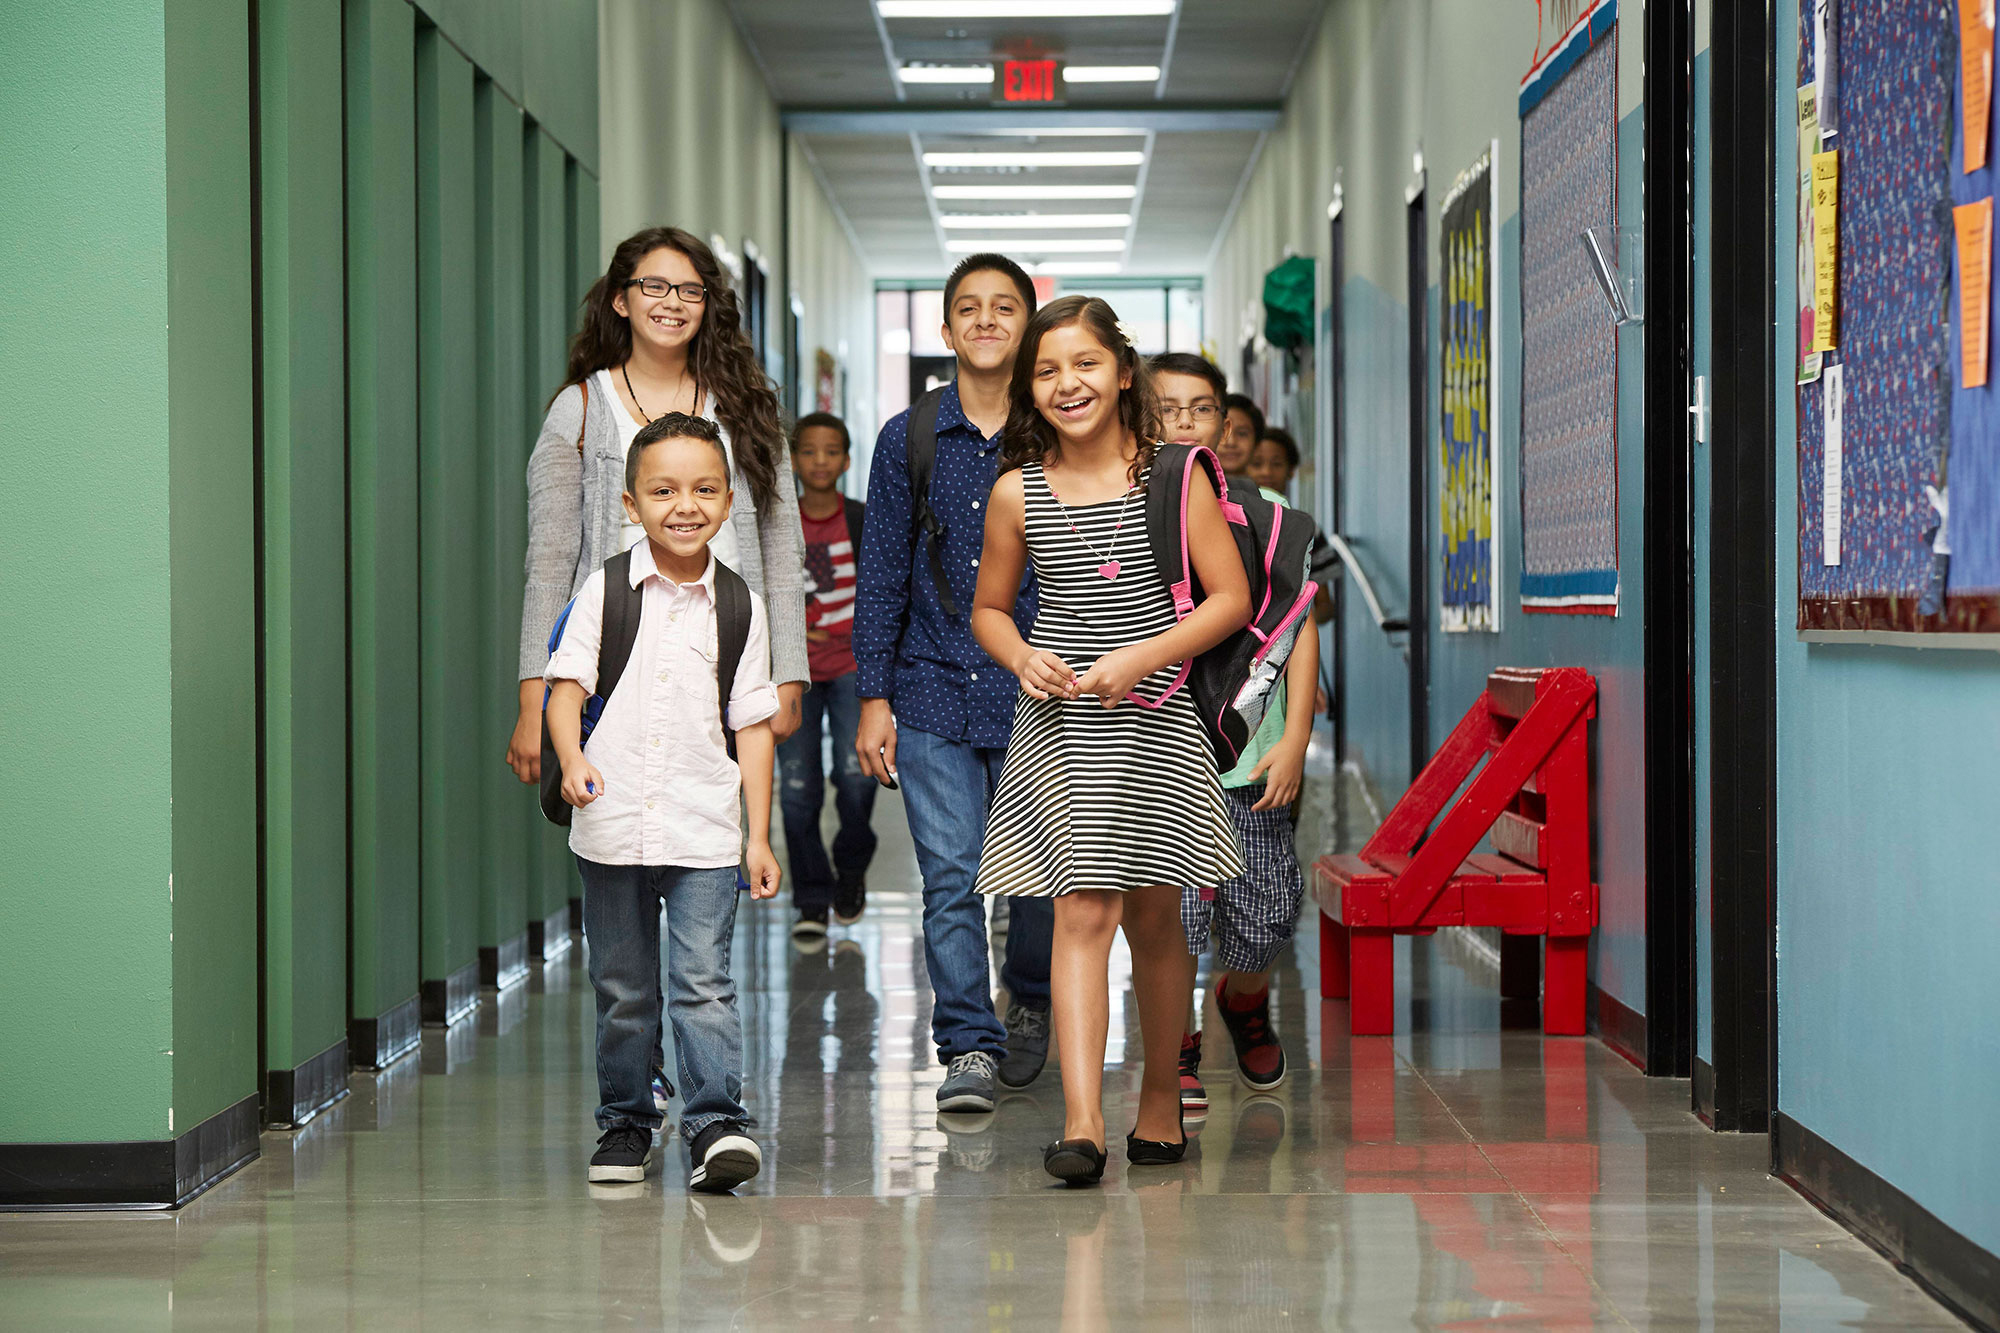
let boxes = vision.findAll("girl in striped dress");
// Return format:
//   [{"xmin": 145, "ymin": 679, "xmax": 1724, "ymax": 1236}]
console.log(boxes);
[{"xmin": 970, "ymin": 296, "xmax": 1251, "ymax": 1185}]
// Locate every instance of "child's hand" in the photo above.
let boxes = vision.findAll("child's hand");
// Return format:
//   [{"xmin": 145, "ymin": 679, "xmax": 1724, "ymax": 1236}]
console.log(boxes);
[
  {"xmin": 745, "ymin": 842, "xmax": 781, "ymax": 900},
  {"xmin": 1249, "ymin": 737, "xmax": 1307, "ymax": 810},
  {"xmin": 561, "ymin": 758, "xmax": 606, "ymax": 809},
  {"xmin": 1074, "ymin": 646, "xmax": 1152, "ymax": 708},
  {"xmin": 1013, "ymin": 648, "xmax": 1077, "ymax": 701},
  {"xmin": 806, "ymin": 628, "xmax": 831, "ymax": 643}
]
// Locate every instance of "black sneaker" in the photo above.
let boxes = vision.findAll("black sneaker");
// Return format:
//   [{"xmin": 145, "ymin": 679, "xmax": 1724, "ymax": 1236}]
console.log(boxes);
[
  {"xmin": 686, "ymin": 1120, "xmax": 762, "ymax": 1194},
  {"xmin": 588, "ymin": 1125, "xmax": 653, "ymax": 1183},
  {"xmin": 998, "ymin": 1002, "xmax": 1050, "ymax": 1088},
  {"xmin": 833, "ymin": 875, "xmax": 866, "ymax": 925},
  {"xmin": 1213, "ymin": 977, "xmax": 1287, "ymax": 1091},
  {"xmin": 791, "ymin": 908, "xmax": 829, "ymax": 940}
]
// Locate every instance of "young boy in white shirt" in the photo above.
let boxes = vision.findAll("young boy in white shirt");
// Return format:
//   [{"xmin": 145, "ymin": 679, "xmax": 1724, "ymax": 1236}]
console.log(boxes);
[{"xmin": 546, "ymin": 412, "xmax": 781, "ymax": 1192}]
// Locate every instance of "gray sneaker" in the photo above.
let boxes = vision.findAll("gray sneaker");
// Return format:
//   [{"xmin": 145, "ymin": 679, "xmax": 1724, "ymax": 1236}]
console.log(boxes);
[
  {"xmin": 998, "ymin": 1003, "xmax": 1051, "ymax": 1088},
  {"xmin": 937, "ymin": 1051, "xmax": 999, "ymax": 1113}
]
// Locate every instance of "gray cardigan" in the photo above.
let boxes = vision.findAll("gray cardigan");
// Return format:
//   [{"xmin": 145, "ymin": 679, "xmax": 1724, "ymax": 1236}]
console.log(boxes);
[{"xmin": 517, "ymin": 381, "xmax": 809, "ymax": 685}]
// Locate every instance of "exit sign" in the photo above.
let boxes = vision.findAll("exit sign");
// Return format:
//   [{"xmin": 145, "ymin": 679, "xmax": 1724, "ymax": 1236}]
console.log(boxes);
[{"xmin": 997, "ymin": 58, "xmax": 1062, "ymax": 103}]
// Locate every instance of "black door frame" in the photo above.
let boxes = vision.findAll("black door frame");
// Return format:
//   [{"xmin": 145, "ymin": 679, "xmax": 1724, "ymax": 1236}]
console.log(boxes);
[
  {"xmin": 1326, "ymin": 205, "xmax": 1347, "ymax": 761},
  {"xmin": 1641, "ymin": 0, "xmax": 1697, "ymax": 1077},
  {"xmin": 1704, "ymin": 0, "xmax": 1779, "ymax": 1133},
  {"xmin": 1405, "ymin": 182, "xmax": 1430, "ymax": 783}
]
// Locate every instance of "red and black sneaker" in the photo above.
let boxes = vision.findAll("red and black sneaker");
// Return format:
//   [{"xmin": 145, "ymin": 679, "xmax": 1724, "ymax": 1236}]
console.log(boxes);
[
  {"xmin": 1179, "ymin": 1030, "xmax": 1209, "ymax": 1118},
  {"xmin": 1213, "ymin": 976, "xmax": 1286, "ymax": 1091}
]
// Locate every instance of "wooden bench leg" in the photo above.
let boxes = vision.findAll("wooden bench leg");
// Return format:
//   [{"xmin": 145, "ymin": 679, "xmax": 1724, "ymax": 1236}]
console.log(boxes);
[
  {"xmin": 1543, "ymin": 936, "xmax": 1587, "ymax": 1035},
  {"xmin": 1348, "ymin": 929, "xmax": 1394, "ymax": 1035},
  {"xmin": 1319, "ymin": 912, "xmax": 1351, "ymax": 998}
]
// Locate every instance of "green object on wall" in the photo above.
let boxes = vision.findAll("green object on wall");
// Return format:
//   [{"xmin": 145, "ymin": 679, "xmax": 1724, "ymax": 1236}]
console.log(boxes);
[
  {"xmin": 1263, "ymin": 254, "xmax": 1316, "ymax": 351},
  {"xmin": 258, "ymin": 0, "xmax": 351, "ymax": 1096},
  {"xmin": 346, "ymin": 0, "xmax": 422, "ymax": 1039}
]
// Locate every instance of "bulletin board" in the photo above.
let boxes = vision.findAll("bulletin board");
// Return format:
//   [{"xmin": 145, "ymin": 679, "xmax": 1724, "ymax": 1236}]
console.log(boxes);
[
  {"xmin": 1441, "ymin": 145, "xmax": 1501, "ymax": 632},
  {"xmin": 1518, "ymin": 0, "xmax": 1621, "ymax": 614},
  {"xmin": 1795, "ymin": 0, "xmax": 2000, "ymax": 636}
]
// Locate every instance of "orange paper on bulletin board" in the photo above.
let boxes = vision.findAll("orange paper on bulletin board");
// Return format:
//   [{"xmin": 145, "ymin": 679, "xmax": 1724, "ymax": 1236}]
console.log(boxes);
[
  {"xmin": 1956, "ymin": 198, "xmax": 1993, "ymax": 387},
  {"xmin": 1962, "ymin": 0, "xmax": 1993, "ymax": 173}
]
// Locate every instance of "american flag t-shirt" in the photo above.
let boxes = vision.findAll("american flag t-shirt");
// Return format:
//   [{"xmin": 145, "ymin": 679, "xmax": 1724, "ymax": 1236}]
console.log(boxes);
[{"xmin": 801, "ymin": 504, "xmax": 859, "ymax": 682}]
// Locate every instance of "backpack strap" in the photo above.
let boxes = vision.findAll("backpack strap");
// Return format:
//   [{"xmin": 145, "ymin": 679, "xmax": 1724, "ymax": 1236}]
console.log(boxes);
[
  {"xmin": 1144, "ymin": 442, "xmax": 1225, "ymax": 620},
  {"xmin": 905, "ymin": 387, "xmax": 957, "ymax": 616},
  {"xmin": 843, "ymin": 495, "xmax": 867, "ymax": 561},
  {"xmin": 539, "ymin": 546, "xmax": 639, "ymax": 826},
  {"xmin": 712, "ymin": 561, "xmax": 753, "ymax": 760},
  {"xmin": 575, "ymin": 378, "xmax": 590, "ymax": 456}
]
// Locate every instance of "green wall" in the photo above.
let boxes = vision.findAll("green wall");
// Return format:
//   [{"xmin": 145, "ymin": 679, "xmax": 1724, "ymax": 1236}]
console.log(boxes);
[
  {"xmin": 258, "ymin": 0, "xmax": 350, "ymax": 1082},
  {"xmin": 345, "ymin": 0, "xmax": 422, "ymax": 1034}
]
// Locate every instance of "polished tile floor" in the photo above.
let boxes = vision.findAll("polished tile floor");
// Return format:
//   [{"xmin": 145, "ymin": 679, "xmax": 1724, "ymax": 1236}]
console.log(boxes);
[{"xmin": 1, "ymin": 761, "xmax": 1960, "ymax": 1328}]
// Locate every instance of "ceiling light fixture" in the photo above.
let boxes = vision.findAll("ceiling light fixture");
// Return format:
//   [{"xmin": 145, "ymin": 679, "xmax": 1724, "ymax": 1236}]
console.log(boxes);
[
  {"xmin": 924, "ymin": 150, "xmax": 1146, "ymax": 168},
  {"xmin": 938, "ymin": 213, "xmax": 1132, "ymax": 229},
  {"xmin": 931, "ymin": 184, "xmax": 1139, "ymax": 200},
  {"xmin": 1029, "ymin": 261, "xmax": 1127, "ymax": 276},
  {"xmin": 1061, "ymin": 66, "xmax": 1163, "ymax": 82},
  {"xmin": 946, "ymin": 238, "xmax": 1127, "ymax": 253},
  {"xmin": 880, "ymin": 1, "xmax": 1174, "ymax": 17},
  {"xmin": 969, "ymin": 127, "xmax": 1147, "ymax": 138},
  {"xmin": 898, "ymin": 64, "xmax": 994, "ymax": 83}
]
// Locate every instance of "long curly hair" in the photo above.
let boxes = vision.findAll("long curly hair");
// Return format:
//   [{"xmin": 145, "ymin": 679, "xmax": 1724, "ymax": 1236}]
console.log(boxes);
[
  {"xmin": 1000, "ymin": 295, "xmax": 1161, "ymax": 490},
  {"xmin": 565, "ymin": 227, "xmax": 782, "ymax": 512}
]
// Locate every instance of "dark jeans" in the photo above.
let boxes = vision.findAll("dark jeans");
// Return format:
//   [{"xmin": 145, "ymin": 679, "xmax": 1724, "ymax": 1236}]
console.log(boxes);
[
  {"xmin": 577, "ymin": 857, "xmax": 746, "ymax": 1142},
  {"xmin": 777, "ymin": 672, "xmax": 879, "ymax": 911},
  {"xmin": 897, "ymin": 724, "xmax": 1054, "ymax": 1063}
]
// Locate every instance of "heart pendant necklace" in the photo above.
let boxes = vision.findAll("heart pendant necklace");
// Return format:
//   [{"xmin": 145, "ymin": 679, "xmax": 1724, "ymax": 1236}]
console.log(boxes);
[{"xmin": 1043, "ymin": 470, "xmax": 1136, "ymax": 580}]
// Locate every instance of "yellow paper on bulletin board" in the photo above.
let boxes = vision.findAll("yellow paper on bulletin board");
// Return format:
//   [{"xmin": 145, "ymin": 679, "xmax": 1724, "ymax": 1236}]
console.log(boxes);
[
  {"xmin": 1812, "ymin": 150, "xmax": 1839, "ymax": 352},
  {"xmin": 1962, "ymin": 0, "xmax": 1993, "ymax": 173},
  {"xmin": 1956, "ymin": 198, "xmax": 1992, "ymax": 387}
]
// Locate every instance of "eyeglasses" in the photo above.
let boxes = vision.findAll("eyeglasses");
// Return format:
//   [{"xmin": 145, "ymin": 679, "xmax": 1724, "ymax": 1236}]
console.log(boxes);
[
  {"xmin": 625, "ymin": 277, "xmax": 707, "ymax": 303},
  {"xmin": 1158, "ymin": 402, "xmax": 1220, "ymax": 422}
]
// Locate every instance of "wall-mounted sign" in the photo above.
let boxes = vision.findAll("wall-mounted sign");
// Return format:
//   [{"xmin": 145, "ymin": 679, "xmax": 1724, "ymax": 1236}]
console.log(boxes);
[{"xmin": 996, "ymin": 58, "xmax": 1062, "ymax": 103}]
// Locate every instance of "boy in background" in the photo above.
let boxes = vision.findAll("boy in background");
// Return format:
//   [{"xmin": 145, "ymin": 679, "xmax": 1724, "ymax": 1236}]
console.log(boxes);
[
  {"xmin": 1219, "ymin": 392, "xmax": 1266, "ymax": 476},
  {"xmin": 783, "ymin": 413, "xmax": 878, "ymax": 940},
  {"xmin": 1152, "ymin": 355, "xmax": 1319, "ymax": 1117},
  {"xmin": 548, "ymin": 413, "xmax": 779, "ymax": 1192}
]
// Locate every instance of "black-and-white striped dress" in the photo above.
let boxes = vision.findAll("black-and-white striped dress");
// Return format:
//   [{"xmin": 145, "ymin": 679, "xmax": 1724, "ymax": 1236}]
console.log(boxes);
[{"xmin": 976, "ymin": 461, "xmax": 1245, "ymax": 898}]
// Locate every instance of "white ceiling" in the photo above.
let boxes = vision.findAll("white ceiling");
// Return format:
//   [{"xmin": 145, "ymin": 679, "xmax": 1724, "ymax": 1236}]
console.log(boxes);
[{"xmin": 723, "ymin": 0, "xmax": 1326, "ymax": 278}]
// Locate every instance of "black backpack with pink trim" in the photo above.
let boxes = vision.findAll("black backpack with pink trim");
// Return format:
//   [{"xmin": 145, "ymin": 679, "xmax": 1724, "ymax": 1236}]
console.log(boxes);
[{"xmin": 1136, "ymin": 443, "xmax": 1319, "ymax": 770}]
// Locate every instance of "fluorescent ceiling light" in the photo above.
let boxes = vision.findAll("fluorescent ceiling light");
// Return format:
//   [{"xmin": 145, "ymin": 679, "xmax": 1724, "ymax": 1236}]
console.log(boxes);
[
  {"xmin": 931, "ymin": 184, "xmax": 1139, "ymax": 200},
  {"xmin": 881, "ymin": 1, "xmax": 1174, "ymax": 16},
  {"xmin": 939, "ymin": 213, "xmax": 1131, "ymax": 229},
  {"xmin": 946, "ymin": 238, "xmax": 1127, "ymax": 253},
  {"xmin": 899, "ymin": 65, "xmax": 993, "ymax": 84},
  {"xmin": 1062, "ymin": 66, "xmax": 1162, "ymax": 82},
  {"xmin": 924, "ymin": 151, "xmax": 1147, "ymax": 168},
  {"xmin": 1030, "ymin": 261, "xmax": 1126, "ymax": 276}
]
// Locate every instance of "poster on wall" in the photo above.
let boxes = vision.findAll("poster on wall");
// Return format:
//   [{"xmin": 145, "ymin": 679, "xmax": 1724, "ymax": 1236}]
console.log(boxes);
[
  {"xmin": 1518, "ymin": 0, "xmax": 1620, "ymax": 614},
  {"xmin": 1440, "ymin": 144, "xmax": 1501, "ymax": 633},
  {"xmin": 815, "ymin": 348, "xmax": 838, "ymax": 413}
]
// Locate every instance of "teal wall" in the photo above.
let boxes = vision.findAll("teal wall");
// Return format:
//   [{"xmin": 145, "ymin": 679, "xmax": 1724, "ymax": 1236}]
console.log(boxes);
[
  {"xmin": 1770, "ymin": 8, "xmax": 2000, "ymax": 1258},
  {"xmin": 258, "ymin": 0, "xmax": 351, "ymax": 1080},
  {"xmin": 346, "ymin": 0, "xmax": 423, "ymax": 1031},
  {"xmin": 0, "ymin": 0, "xmax": 258, "ymax": 1144}
]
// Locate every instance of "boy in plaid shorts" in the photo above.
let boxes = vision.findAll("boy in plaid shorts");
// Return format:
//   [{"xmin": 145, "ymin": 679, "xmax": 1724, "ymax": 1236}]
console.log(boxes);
[{"xmin": 1150, "ymin": 354, "xmax": 1320, "ymax": 1113}]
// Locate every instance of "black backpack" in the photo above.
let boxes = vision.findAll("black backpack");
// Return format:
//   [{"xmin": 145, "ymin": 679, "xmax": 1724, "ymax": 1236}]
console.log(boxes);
[
  {"xmin": 1136, "ymin": 443, "xmax": 1320, "ymax": 770},
  {"xmin": 538, "ymin": 549, "xmax": 753, "ymax": 826},
  {"xmin": 905, "ymin": 387, "xmax": 959, "ymax": 615}
]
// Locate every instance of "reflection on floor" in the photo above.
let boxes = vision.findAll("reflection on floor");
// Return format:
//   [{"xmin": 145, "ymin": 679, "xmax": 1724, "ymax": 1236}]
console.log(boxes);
[{"xmin": 0, "ymin": 757, "xmax": 1957, "ymax": 1328}]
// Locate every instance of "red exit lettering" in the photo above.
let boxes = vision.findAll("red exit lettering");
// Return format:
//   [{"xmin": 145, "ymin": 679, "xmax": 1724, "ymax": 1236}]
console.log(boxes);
[{"xmin": 1000, "ymin": 59, "xmax": 1060, "ymax": 103}]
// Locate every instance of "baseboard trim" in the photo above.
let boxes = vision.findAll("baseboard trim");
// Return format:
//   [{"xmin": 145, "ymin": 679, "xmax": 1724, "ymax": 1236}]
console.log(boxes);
[
  {"xmin": 1693, "ymin": 1057, "xmax": 1717, "ymax": 1126},
  {"xmin": 527, "ymin": 906, "xmax": 573, "ymax": 961},
  {"xmin": 349, "ymin": 993, "xmax": 421, "ymax": 1070},
  {"xmin": 420, "ymin": 960, "xmax": 480, "ymax": 1028},
  {"xmin": 480, "ymin": 931, "xmax": 529, "ymax": 990},
  {"xmin": 1775, "ymin": 1112, "xmax": 1999, "ymax": 1331},
  {"xmin": 1587, "ymin": 981, "xmax": 1647, "ymax": 1071},
  {"xmin": 0, "ymin": 1093, "xmax": 259, "ymax": 1210},
  {"xmin": 264, "ymin": 1037, "xmax": 350, "ymax": 1129}
]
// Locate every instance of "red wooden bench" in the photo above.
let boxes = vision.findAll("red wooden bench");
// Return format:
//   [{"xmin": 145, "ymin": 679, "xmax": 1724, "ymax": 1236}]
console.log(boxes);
[{"xmin": 1313, "ymin": 666, "xmax": 1599, "ymax": 1035}]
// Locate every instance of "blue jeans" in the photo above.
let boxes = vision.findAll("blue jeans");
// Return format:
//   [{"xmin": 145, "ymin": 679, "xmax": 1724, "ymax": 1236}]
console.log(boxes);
[
  {"xmin": 778, "ymin": 673, "xmax": 879, "ymax": 911},
  {"xmin": 896, "ymin": 724, "xmax": 1054, "ymax": 1063},
  {"xmin": 577, "ymin": 858, "xmax": 746, "ymax": 1141}
]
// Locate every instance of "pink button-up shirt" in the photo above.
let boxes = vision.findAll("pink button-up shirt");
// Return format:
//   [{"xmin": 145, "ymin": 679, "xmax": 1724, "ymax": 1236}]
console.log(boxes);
[{"xmin": 546, "ymin": 543, "xmax": 780, "ymax": 867}]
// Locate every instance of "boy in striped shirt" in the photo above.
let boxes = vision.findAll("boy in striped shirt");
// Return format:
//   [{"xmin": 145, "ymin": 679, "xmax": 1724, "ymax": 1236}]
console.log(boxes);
[{"xmin": 781, "ymin": 413, "xmax": 879, "ymax": 940}]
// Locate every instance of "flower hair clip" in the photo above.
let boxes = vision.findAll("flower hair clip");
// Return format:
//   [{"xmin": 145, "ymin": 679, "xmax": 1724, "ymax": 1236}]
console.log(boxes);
[{"xmin": 1115, "ymin": 320, "xmax": 1135, "ymax": 345}]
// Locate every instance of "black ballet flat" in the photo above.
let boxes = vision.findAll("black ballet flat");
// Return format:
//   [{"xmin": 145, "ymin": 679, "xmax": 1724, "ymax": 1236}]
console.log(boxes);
[
  {"xmin": 1044, "ymin": 1138, "xmax": 1108, "ymax": 1186},
  {"xmin": 1125, "ymin": 1128, "xmax": 1189, "ymax": 1166}
]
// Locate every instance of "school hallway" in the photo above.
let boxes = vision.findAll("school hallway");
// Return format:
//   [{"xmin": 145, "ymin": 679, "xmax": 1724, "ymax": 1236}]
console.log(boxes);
[{"xmin": 0, "ymin": 765, "xmax": 1951, "ymax": 1328}]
